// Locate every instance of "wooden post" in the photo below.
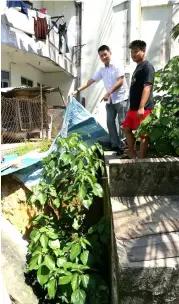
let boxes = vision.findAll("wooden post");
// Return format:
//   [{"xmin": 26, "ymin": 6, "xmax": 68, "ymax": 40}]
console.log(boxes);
[{"xmin": 40, "ymin": 84, "xmax": 44, "ymax": 139}]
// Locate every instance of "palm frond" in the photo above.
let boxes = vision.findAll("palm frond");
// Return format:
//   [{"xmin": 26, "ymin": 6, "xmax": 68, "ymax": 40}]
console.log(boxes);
[{"xmin": 171, "ymin": 23, "xmax": 179, "ymax": 40}]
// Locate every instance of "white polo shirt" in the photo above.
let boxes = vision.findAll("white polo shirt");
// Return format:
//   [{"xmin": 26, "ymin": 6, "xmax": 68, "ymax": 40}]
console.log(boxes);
[{"xmin": 92, "ymin": 62, "xmax": 129, "ymax": 104}]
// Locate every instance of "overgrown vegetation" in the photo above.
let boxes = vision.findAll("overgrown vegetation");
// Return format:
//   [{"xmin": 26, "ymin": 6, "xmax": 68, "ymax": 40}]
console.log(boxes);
[
  {"xmin": 6, "ymin": 140, "xmax": 51, "ymax": 156},
  {"xmin": 26, "ymin": 134, "xmax": 110, "ymax": 304},
  {"xmin": 136, "ymin": 56, "xmax": 179, "ymax": 156}
]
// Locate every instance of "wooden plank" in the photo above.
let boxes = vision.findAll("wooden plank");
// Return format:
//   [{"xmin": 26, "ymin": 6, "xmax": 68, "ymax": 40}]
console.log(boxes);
[{"xmin": 123, "ymin": 232, "xmax": 179, "ymax": 262}]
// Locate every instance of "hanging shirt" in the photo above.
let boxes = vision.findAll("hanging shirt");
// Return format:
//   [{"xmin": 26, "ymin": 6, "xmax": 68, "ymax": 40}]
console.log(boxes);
[{"xmin": 92, "ymin": 62, "xmax": 129, "ymax": 104}]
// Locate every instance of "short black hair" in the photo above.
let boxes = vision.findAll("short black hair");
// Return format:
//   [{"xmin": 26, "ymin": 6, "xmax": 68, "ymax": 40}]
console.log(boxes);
[
  {"xmin": 98, "ymin": 45, "xmax": 110, "ymax": 53},
  {"xmin": 129, "ymin": 40, "xmax": 146, "ymax": 51}
]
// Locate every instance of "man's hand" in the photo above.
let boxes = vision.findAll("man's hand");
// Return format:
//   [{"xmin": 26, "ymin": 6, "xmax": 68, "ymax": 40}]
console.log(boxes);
[
  {"xmin": 72, "ymin": 90, "xmax": 78, "ymax": 96},
  {"xmin": 103, "ymin": 92, "xmax": 110, "ymax": 101},
  {"xmin": 137, "ymin": 107, "xmax": 144, "ymax": 119}
]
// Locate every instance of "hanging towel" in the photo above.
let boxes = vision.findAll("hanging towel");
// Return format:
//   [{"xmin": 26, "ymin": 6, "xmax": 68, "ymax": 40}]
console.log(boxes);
[{"xmin": 34, "ymin": 16, "xmax": 48, "ymax": 40}]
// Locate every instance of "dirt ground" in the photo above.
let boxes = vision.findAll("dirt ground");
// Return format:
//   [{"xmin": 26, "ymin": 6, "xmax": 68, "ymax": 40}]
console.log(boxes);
[{"xmin": 1, "ymin": 175, "xmax": 39, "ymax": 236}]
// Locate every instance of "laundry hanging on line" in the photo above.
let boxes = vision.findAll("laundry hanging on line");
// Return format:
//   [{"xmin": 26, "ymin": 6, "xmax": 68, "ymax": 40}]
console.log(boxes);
[
  {"xmin": 52, "ymin": 21, "xmax": 69, "ymax": 54},
  {"xmin": 7, "ymin": 1, "xmax": 28, "ymax": 17},
  {"xmin": 34, "ymin": 16, "xmax": 48, "ymax": 40}
]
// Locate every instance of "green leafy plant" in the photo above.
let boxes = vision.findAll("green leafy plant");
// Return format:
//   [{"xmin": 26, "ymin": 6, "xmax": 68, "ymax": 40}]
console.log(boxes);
[
  {"xmin": 26, "ymin": 134, "xmax": 109, "ymax": 303},
  {"xmin": 171, "ymin": 23, "xmax": 179, "ymax": 41},
  {"xmin": 136, "ymin": 56, "xmax": 179, "ymax": 156}
]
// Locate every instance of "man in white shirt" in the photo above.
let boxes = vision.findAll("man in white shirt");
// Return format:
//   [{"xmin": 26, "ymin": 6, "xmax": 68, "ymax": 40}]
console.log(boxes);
[{"xmin": 73, "ymin": 45, "xmax": 129, "ymax": 154}]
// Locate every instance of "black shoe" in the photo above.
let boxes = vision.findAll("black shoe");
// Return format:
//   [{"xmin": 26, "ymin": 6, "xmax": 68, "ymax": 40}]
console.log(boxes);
[
  {"xmin": 115, "ymin": 148, "xmax": 124, "ymax": 156},
  {"xmin": 102, "ymin": 144, "xmax": 113, "ymax": 151}
]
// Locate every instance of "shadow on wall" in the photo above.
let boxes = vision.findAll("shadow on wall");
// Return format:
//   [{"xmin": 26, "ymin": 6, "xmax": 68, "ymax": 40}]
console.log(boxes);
[
  {"xmin": 141, "ymin": 5, "xmax": 172, "ymax": 70},
  {"xmin": 82, "ymin": 0, "xmax": 114, "ymax": 113}
]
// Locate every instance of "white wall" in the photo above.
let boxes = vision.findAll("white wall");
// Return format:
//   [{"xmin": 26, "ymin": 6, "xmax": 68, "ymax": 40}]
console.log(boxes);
[
  {"xmin": 141, "ymin": 5, "xmax": 172, "ymax": 70},
  {"xmin": 43, "ymin": 72, "xmax": 74, "ymax": 106},
  {"xmin": 81, "ymin": 0, "xmax": 113, "ymax": 127},
  {"xmin": 1, "ymin": 52, "xmax": 44, "ymax": 87}
]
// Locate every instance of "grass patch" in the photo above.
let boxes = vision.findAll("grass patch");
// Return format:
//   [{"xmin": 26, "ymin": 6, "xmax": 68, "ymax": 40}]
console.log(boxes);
[{"xmin": 5, "ymin": 140, "xmax": 51, "ymax": 156}]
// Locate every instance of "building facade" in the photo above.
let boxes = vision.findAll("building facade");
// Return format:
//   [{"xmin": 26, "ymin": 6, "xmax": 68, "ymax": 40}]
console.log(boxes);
[
  {"xmin": 80, "ymin": 0, "xmax": 179, "ymax": 127},
  {"xmin": 1, "ymin": 0, "xmax": 80, "ymax": 106}
]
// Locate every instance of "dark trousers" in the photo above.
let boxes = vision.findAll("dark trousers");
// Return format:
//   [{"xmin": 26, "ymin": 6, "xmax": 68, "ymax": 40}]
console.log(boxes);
[{"xmin": 106, "ymin": 100, "xmax": 128, "ymax": 149}]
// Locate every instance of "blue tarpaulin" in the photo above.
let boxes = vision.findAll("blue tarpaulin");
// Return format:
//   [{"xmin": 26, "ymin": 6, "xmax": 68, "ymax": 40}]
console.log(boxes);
[{"xmin": 1, "ymin": 98, "xmax": 109, "ymax": 189}]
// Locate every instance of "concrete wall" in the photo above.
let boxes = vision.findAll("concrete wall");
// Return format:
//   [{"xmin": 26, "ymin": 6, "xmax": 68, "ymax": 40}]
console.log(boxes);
[
  {"xmin": 1, "ymin": 52, "xmax": 44, "ymax": 87},
  {"xmin": 43, "ymin": 72, "xmax": 75, "ymax": 106}
]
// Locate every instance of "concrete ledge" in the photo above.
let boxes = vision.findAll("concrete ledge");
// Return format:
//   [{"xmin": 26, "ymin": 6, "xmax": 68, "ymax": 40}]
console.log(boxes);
[{"xmin": 107, "ymin": 157, "xmax": 179, "ymax": 196}]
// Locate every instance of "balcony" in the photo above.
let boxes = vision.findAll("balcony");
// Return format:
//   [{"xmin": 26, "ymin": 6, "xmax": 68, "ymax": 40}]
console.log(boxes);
[{"xmin": 1, "ymin": 6, "xmax": 76, "ymax": 76}]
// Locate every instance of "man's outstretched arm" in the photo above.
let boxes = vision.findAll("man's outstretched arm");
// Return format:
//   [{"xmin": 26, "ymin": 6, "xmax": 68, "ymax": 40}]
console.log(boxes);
[{"xmin": 73, "ymin": 78, "xmax": 95, "ymax": 95}]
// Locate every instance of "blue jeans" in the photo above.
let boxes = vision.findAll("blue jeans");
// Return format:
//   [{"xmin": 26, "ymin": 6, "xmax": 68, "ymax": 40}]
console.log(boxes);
[{"xmin": 106, "ymin": 100, "xmax": 128, "ymax": 149}]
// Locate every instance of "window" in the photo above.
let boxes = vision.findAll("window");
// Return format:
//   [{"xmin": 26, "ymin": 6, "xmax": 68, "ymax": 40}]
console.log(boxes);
[
  {"xmin": 21, "ymin": 77, "xmax": 33, "ymax": 87},
  {"xmin": 1, "ymin": 71, "xmax": 10, "ymax": 88},
  {"xmin": 37, "ymin": 83, "xmax": 45, "ymax": 87}
]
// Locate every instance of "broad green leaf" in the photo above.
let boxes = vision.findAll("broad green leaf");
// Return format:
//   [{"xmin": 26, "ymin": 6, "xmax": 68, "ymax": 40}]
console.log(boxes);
[
  {"xmin": 48, "ymin": 278, "xmax": 57, "ymax": 299},
  {"xmin": 31, "ymin": 245, "xmax": 42, "ymax": 256},
  {"xmin": 57, "ymin": 257, "xmax": 67, "ymax": 267},
  {"xmin": 59, "ymin": 274, "xmax": 72, "ymax": 285},
  {"xmin": 79, "ymin": 142, "xmax": 87, "ymax": 152},
  {"xmin": 80, "ymin": 251, "xmax": 89, "ymax": 266},
  {"xmin": 176, "ymin": 147, "xmax": 179, "ymax": 155},
  {"xmin": 63, "ymin": 262, "xmax": 73, "ymax": 269},
  {"xmin": 82, "ymin": 198, "xmax": 92, "ymax": 209},
  {"xmin": 78, "ymin": 160, "xmax": 84, "ymax": 170},
  {"xmin": 100, "ymin": 234, "xmax": 108, "ymax": 244},
  {"xmin": 29, "ymin": 229, "xmax": 40, "ymax": 243},
  {"xmin": 40, "ymin": 234, "xmax": 48, "ymax": 248},
  {"xmin": 71, "ymin": 288, "xmax": 86, "ymax": 304},
  {"xmin": 153, "ymin": 103, "xmax": 162, "ymax": 119},
  {"xmin": 92, "ymin": 183, "xmax": 103, "ymax": 197},
  {"xmin": 61, "ymin": 153, "xmax": 73, "ymax": 165},
  {"xmin": 160, "ymin": 116, "xmax": 173, "ymax": 126},
  {"xmin": 78, "ymin": 184, "xmax": 86, "ymax": 201},
  {"xmin": 49, "ymin": 186, "xmax": 57, "ymax": 197},
  {"xmin": 37, "ymin": 265, "xmax": 50, "ymax": 286},
  {"xmin": 44, "ymin": 254, "xmax": 55, "ymax": 270},
  {"xmin": 71, "ymin": 273, "xmax": 79, "ymax": 291},
  {"xmin": 70, "ymin": 244, "xmax": 81, "ymax": 261},
  {"xmin": 172, "ymin": 87, "xmax": 179, "ymax": 95},
  {"xmin": 72, "ymin": 218, "xmax": 80, "ymax": 231},
  {"xmin": 81, "ymin": 274, "xmax": 90, "ymax": 289},
  {"xmin": 141, "ymin": 114, "xmax": 152, "ymax": 125},
  {"xmin": 172, "ymin": 138, "xmax": 179, "ymax": 149},
  {"xmin": 53, "ymin": 198, "xmax": 60, "ymax": 208},
  {"xmin": 98, "ymin": 223, "xmax": 105, "ymax": 234},
  {"xmin": 82, "ymin": 238, "xmax": 91, "ymax": 247},
  {"xmin": 36, "ymin": 192, "xmax": 47, "ymax": 205},
  {"xmin": 29, "ymin": 254, "xmax": 40, "ymax": 270},
  {"xmin": 150, "ymin": 128, "xmax": 163, "ymax": 142},
  {"xmin": 48, "ymin": 232, "xmax": 59, "ymax": 240},
  {"xmin": 49, "ymin": 239, "xmax": 60, "ymax": 250}
]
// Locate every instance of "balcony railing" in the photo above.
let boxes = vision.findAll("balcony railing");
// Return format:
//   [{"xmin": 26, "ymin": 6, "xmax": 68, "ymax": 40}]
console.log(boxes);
[{"xmin": 1, "ymin": 7, "xmax": 75, "ymax": 76}]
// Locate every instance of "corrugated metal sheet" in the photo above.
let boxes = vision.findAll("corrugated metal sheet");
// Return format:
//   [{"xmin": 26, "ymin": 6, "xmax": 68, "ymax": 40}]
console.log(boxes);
[{"xmin": 1, "ymin": 86, "xmax": 62, "ymax": 95}]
